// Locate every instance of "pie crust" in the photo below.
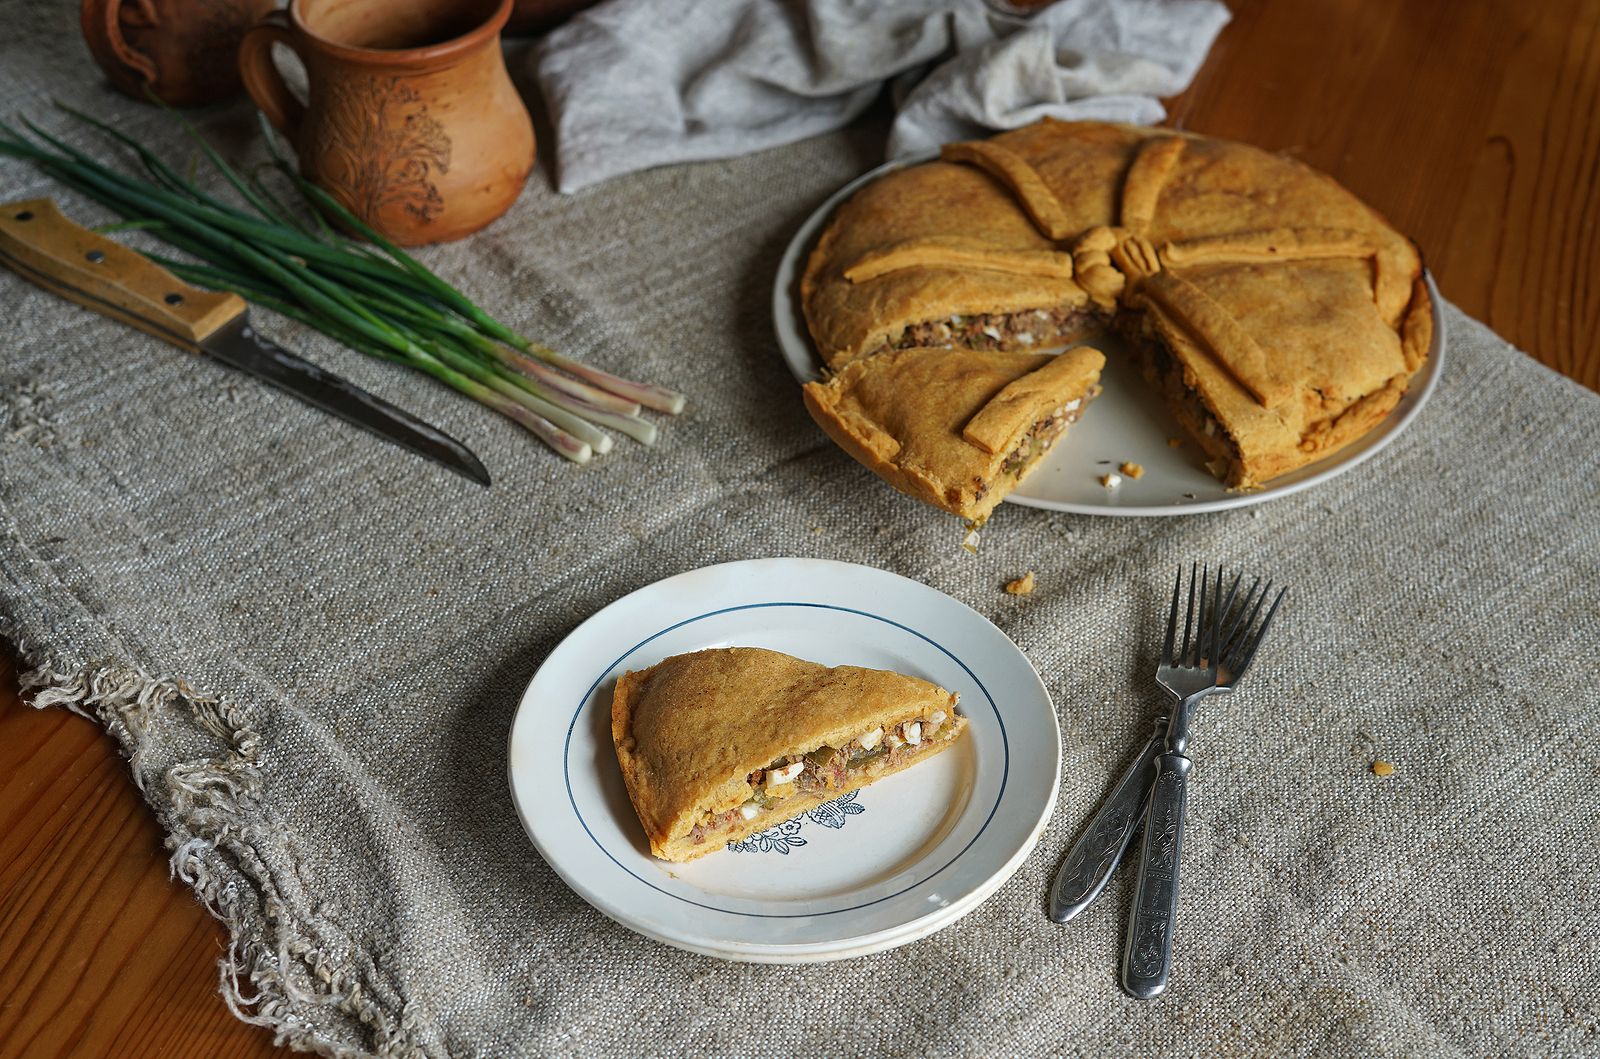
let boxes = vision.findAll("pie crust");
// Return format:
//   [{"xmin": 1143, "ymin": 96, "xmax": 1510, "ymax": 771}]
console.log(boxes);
[
  {"xmin": 801, "ymin": 120, "xmax": 1434, "ymax": 491},
  {"xmin": 803, "ymin": 346, "xmax": 1104, "ymax": 522},
  {"xmin": 611, "ymin": 647, "xmax": 967, "ymax": 862}
]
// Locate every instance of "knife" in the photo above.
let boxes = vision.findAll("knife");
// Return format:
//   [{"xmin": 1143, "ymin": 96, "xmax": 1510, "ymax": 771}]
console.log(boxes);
[
  {"xmin": 1048, "ymin": 715, "xmax": 1167, "ymax": 923},
  {"xmin": 0, "ymin": 198, "xmax": 490, "ymax": 487}
]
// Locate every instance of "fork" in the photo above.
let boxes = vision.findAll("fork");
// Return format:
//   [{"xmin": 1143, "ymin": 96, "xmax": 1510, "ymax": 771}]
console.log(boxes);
[{"xmin": 1120, "ymin": 564, "xmax": 1286, "ymax": 999}]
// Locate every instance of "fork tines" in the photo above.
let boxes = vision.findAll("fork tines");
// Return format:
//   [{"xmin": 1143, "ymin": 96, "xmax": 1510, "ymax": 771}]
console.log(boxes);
[{"xmin": 1165, "ymin": 563, "xmax": 1287, "ymax": 677}]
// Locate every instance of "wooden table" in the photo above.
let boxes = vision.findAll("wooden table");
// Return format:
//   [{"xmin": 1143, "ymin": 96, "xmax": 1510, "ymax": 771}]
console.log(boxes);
[{"xmin": 3, "ymin": 2, "xmax": 1597, "ymax": 1055}]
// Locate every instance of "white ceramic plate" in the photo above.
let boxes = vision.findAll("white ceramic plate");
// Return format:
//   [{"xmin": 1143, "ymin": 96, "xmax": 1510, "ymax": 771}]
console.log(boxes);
[
  {"xmin": 772, "ymin": 155, "xmax": 1446, "ymax": 516},
  {"xmin": 507, "ymin": 558, "xmax": 1059, "ymax": 963}
]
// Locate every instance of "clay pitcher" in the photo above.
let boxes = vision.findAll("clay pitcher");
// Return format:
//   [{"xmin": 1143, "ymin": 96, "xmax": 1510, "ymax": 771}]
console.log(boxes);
[
  {"xmin": 239, "ymin": 0, "xmax": 534, "ymax": 246},
  {"xmin": 81, "ymin": 0, "xmax": 275, "ymax": 106}
]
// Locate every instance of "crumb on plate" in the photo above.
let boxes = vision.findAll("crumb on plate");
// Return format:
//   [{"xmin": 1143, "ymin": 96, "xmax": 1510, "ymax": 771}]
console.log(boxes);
[
  {"xmin": 1119, "ymin": 461, "xmax": 1144, "ymax": 479},
  {"xmin": 1099, "ymin": 472, "xmax": 1122, "ymax": 489},
  {"xmin": 1167, "ymin": 437, "xmax": 1184, "ymax": 448}
]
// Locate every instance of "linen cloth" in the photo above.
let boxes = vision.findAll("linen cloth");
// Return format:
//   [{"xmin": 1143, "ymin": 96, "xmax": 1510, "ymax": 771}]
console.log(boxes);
[
  {"xmin": 4, "ymin": 9, "xmax": 1600, "ymax": 1059},
  {"xmin": 535, "ymin": 0, "xmax": 1230, "ymax": 191}
]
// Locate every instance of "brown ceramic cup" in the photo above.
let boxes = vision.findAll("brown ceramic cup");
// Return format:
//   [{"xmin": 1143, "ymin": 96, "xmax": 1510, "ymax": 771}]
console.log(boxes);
[
  {"xmin": 239, "ymin": 0, "xmax": 535, "ymax": 246},
  {"xmin": 82, "ymin": 0, "xmax": 276, "ymax": 106}
]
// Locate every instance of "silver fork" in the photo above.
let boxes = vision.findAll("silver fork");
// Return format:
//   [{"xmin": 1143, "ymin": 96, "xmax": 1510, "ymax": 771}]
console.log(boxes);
[{"xmin": 1120, "ymin": 564, "xmax": 1286, "ymax": 999}]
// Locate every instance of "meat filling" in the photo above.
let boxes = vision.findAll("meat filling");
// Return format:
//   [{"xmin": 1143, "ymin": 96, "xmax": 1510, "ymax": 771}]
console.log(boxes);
[
  {"xmin": 687, "ymin": 714, "xmax": 956, "ymax": 845},
  {"xmin": 877, "ymin": 305, "xmax": 1099, "ymax": 355},
  {"xmin": 972, "ymin": 395, "xmax": 1094, "ymax": 504},
  {"xmin": 999, "ymin": 395, "xmax": 1091, "ymax": 478},
  {"xmin": 1115, "ymin": 316, "xmax": 1244, "ymax": 474}
]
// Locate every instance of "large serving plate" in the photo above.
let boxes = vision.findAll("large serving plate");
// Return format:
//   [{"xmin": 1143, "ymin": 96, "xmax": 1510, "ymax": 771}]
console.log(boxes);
[
  {"xmin": 772, "ymin": 155, "xmax": 1446, "ymax": 516},
  {"xmin": 507, "ymin": 558, "xmax": 1059, "ymax": 963}
]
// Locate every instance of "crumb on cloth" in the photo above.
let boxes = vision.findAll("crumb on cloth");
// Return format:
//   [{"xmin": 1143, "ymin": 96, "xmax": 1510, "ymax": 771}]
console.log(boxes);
[
  {"xmin": 1371, "ymin": 760, "xmax": 1395, "ymax": 778},
  {"xmin": 1005, "ymin": 571, "xmax": 1036, "ymax": 595}
]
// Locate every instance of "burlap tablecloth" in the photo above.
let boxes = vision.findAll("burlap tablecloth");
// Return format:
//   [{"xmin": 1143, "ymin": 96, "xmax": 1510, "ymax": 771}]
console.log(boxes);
[{"xmin": 3, "ymin": 8, "xmax": 1597, "ymax": 1057}]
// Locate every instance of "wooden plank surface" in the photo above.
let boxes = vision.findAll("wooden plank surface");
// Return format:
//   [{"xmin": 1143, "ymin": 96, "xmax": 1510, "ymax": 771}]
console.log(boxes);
[
  {"xmin": 1164, "ymin": 0, "xmax": 1600, "ymax": 390},
  {"xmin": 3, "ymin": 3, "xmax": 1597, "ymax": 1056}
]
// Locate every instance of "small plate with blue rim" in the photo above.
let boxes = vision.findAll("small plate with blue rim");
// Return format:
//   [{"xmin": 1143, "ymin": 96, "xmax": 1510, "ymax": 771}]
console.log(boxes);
[{"xmin": 507, "ymin": 557, "xmax": 1059, "ymax": 963}]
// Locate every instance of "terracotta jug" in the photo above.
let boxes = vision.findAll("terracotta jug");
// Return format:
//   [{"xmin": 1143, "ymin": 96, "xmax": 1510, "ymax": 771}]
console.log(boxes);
[
  {"xmin": 81, "ymin": 0, "xmax": 275, "ymax": 106},
  {"xmin": 239, "ymin": 0, "xmax": 535, "ymax": 246}
]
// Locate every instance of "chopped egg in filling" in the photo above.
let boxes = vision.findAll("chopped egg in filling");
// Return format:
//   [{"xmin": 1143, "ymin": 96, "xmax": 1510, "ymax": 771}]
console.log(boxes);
[{"xmin": 687, "ymin": 713, "xmax": 960, "ymax": 844}]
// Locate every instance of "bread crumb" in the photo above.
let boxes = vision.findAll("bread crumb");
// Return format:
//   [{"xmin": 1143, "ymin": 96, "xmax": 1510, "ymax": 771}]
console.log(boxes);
[
  {"xmin": 810, "ymin": 526, "xmax": 823, "ymax": 534},
  {"xmin": 1371, "ymin": 760, "xmax": 1395, "ymax": 778},
  {"xmin": 1119, "ymin": 461, "xmax": 1144, "ymax": 479},
  {"xmin": 1099, "ymin": 472, "xmax": 1122, "ymax": 488},
  {"xmin": 1005, "ymin": 571, "xmax": 1036, "ymax": 595},
  {"xmin": 1167, "ymin": 437, "xmax": 1184, "ymax": 448}
]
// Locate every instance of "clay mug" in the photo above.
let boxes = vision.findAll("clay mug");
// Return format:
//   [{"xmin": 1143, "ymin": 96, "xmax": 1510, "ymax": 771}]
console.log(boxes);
[
  {"xmin": 81, "ymin": 0, "xmax": 275, "ymax": 106},
  {"xmin": 238, "ymin": 0, "xmax": 535, "ymax": 246}
]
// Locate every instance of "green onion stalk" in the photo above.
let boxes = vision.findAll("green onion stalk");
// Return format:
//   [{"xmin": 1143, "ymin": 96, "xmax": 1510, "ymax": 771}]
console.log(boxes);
[{"xmin": 0, "ymin": 106, "xmax": 685, "ymax": 464}]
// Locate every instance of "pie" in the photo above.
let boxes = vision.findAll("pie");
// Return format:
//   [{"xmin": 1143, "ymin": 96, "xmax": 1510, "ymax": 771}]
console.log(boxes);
[
  {"xmin": 611, "ymin": 647, "xmax": 967, "ymax": 862},
  {"xmin": 801, "ymin": 119, "xmax": 1433, "ymax": 500},
  {"xmin": 803, "ymin": 345, "xmax": 1103, "ymax": 523}
]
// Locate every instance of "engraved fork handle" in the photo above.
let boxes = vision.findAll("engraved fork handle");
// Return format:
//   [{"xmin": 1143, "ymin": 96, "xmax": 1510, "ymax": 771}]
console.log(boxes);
[
  {"xmin": 1121, "ymin": 749, "xmax": 1192, "ymax": 999},
  {"xmin": 1048, "ymin": 716, "xmax": 1167, "ymax": 923}
]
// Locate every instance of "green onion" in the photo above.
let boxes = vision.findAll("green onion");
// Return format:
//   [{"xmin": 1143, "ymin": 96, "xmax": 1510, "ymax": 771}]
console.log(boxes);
[{"xmin": 0, "ymin": 107, "xmax": 686, "ymax": 465}]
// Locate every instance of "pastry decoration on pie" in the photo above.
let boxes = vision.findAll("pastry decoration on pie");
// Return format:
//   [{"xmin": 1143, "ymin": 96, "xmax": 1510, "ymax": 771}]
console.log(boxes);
[
  {"xmin": 611, "ymin": 647, "xmax": 967, "ymax": 862},
  {"xmin": 800, "ymin": 119, "xmax": 1434, "ymax": 496},
  {"xmin": 803, "ymin": 345, "xmax": 1104, "ymax": 523}
]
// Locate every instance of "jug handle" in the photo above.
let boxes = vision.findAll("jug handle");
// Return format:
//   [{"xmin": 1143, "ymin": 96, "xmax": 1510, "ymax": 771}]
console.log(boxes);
[
  {"xmin": 81, "ymin": 0, "xmax": 160, "ymax": 85},
  {"xmin": 239, "ymin": 10, "xmax": 306, "ymax": 141}
]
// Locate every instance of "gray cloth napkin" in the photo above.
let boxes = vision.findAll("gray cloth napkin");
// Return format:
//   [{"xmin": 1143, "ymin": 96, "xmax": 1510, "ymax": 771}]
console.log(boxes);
[
  {"xmin": 4, "ymin": 10, "xmax": 1600, "ymax": 1058},
  {"xmin": 535, "ymin": 0, "xmax": 1230, "ymax": 192}
]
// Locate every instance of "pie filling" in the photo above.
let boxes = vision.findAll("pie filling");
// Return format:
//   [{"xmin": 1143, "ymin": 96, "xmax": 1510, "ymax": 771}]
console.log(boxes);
[
  {"xmin": 1114, "ymin": 316, "xmax": 1246, "ymax": 480},
  {"xmin": 1000, "ymin": 390, "xmax": 1097, "ymax": 475},
  {"xmin": 685, "ymin": 712, "xmax": 961, "ymax": 846},
  {"xmin": 879, "ymin": 305, "xmax": 1097, "ymax": 356},
  {"xmin": 974, "ymin": 392, "xmax": 1096, "ymax": 504}
]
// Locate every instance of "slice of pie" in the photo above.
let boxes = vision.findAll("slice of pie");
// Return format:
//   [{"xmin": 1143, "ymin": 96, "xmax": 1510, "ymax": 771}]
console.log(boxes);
[
  {"xmin": 803, "ymin": 345, "xmax": 1103, "ymax": 522},
  {"xmin": 800, "ymin": 119, "xmax": 1434, "ymax": 492},
  {"xmin": 611, "ymin": 647, "xmax": 967, "ymax": 862}
]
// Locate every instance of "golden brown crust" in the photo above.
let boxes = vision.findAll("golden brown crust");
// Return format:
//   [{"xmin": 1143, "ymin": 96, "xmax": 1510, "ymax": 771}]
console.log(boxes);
[
  {"xmin": 939, "ymin": 140, "xmax": 1075, "ymax": 239},
  {"xmin": 800, "ymin": 118, "xmax": 1433, "ymax": 494},
  {"xmin": 802, "ymin": 346, "xmax": 1104, "ymax": 520},
  {"xmin": 611, "ymin": 647, "xmax": 962, "ymax": 861},
  {"xmin": 844, "ymin": 237, "xmax": 1076, "ymax": 283},
  {"xmin": 1119, "ymin": 135, "xmax": 1184, "ymax": 232},
  {"xmin": 800, "ymin": 160, "xmax": 1089, "ymax": 369}
]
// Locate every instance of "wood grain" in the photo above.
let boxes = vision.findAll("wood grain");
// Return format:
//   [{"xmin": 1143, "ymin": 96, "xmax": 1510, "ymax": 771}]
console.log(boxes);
[
  {"xmin": 3, "ymin": 3, "xmax": 1598, "ymax": 1056},
  {"xmin": 0, "ymin": 648, "xmax": 278, "ymax": 1059},
  {"xmin": 1163, "ymin": 0, "xmax": 1600, "ymax": 390}
]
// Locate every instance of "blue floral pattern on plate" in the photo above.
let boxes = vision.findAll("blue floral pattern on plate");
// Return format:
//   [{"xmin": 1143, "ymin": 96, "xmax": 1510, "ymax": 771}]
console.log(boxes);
[{"xmin": 726, "ymin": 791, "xmax": 865, "ymax": 854}]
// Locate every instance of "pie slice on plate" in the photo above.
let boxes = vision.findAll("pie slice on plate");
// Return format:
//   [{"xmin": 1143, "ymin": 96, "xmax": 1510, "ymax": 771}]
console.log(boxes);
[
  {"xmin": 802, "ymin": 345, "xmax": 1104, "ymax": 522},
  {"xmin": 611, "ymin": 647, "xmax": 967, "ymax": 862}
]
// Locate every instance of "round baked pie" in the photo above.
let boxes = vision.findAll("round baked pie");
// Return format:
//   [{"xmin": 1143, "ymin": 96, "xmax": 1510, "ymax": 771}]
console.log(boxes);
[{"xmin": 800, "ymin": 120, "xmax": 1434, "ymax": 516}]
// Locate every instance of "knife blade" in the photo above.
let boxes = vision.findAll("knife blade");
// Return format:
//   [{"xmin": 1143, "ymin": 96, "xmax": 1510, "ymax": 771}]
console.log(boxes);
[{"xmin": 0, "ymin": 197, "xmax": 490, "ymax": 487}]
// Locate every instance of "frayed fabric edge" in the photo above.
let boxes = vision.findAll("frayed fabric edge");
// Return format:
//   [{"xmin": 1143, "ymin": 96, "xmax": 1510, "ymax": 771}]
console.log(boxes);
[{"xmin": 16, "ymin": 652, "xmax": 425, "ymax": 1059}]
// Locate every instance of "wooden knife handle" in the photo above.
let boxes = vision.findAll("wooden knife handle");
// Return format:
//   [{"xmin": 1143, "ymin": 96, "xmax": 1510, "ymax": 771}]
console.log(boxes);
[{"xmin": 0, "ymin": 198, "xmax": 244, "ymax": 350}]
